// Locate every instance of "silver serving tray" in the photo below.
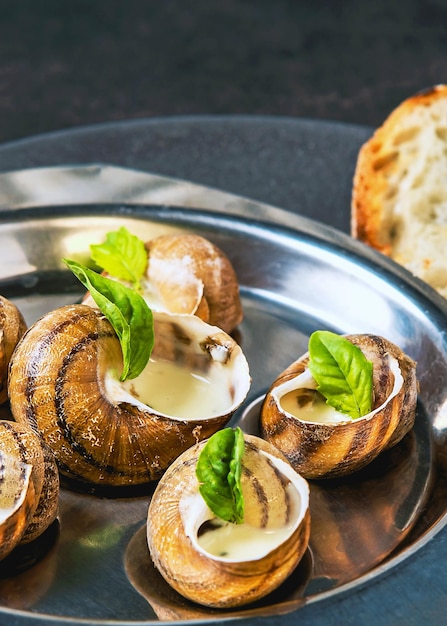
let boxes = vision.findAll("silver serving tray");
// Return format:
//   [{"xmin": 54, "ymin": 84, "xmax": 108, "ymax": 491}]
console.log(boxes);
[{"xmin": 1, "ymin": 185, "xmax": 447, "ymax": 625}]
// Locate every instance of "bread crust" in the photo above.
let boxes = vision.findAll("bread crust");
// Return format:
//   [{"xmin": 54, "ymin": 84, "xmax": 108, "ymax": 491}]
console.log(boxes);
[{"xmin": 351, "ymin": 84, "xmax": 447, "ymax": 296}]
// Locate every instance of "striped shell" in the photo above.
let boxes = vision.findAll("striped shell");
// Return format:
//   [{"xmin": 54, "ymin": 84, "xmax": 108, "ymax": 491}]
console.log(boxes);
[
  {"xmin": 8, "ymin": 304, "xmax": 250, "ymax": 487},
  {"xmin": 0, "ymin": 296, "xmax": 27, "ymax": 404},
  {"xmin": 260, "ymin": 334, "xmax": 417, "ymax": 479},
  {"xmin": 83, "ymin": 233, "xmax": 243, "ymax": 334},
  {"xmin": 147, "ymin": 433, "xmax": 310, "ymax": 608},
  {"xmin": 0, "ymin": 420, "xmax": 59, "ymax": 561}
]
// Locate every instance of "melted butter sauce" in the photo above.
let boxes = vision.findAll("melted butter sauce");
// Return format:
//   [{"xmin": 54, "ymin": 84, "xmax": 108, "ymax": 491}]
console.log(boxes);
[
  {"xmin": 280, "ymin": 389, "xmax": 348, "ymax": 423},
  {"xmin": 121, "ymin": 358, "xmax": 233, "ymax": 420},
  {"xmin": 275, "ymin": 356, "xmax": 403, "ymax": 424},
  {"xmin": 196, "ymin": 483, "xmax": 300, "ymax": 560},
  {"xmin": 197, "ymin": 519, "xmax": 294, "ymax": 559}
]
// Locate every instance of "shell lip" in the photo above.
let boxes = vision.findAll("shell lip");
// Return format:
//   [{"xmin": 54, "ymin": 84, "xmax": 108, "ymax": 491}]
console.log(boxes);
[
  {"xmin": 104, "ymin": 358, "xmax": 251, "ymax": 422},
  {"xmin": 270, "ymin": 354, "xmax": 404, "ymax": 425},
  {"xmin": 0, "ymin": 458, "xmax": 33, "ymax": 524},
  {"xmin": 102, "ymin": 310, "xmax": 251, "ymax": 421},
  {"xmin": 142, "ymin": 269, "xmax": 204, "ymax": 315},
  {"xmin": 179, "ymin": 449, "xmax": 310, "ymax": 564}
]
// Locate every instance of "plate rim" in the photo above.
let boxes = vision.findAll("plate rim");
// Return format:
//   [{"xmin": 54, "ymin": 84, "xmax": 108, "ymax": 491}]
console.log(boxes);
[{"xmin": 0, "ymin": 200, "xmax": 446, "ymax": 624}]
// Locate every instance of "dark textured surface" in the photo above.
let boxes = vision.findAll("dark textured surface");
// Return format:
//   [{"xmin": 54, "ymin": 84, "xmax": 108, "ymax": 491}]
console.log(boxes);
[
  {"xmin": 0, "ymin": 117, "xmax": 371, "ymax": 233},
  {"xmin": 0, "ymin": 0, "xmax": 446, "ymax": 143}
]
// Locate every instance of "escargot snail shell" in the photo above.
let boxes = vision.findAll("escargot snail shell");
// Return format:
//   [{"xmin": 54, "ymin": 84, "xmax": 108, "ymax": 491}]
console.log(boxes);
[
  {"xmin": 83, "ymin": 233, "xmax": 243, "ymax": 334},
  {"xmin": 8, "ymin": 304, "xmax": 250, "ymax": 487},
  {"xmin": 0, "ymin": 420, "xmax": 59, "ymax": 561},
  {"xmin": 147, "ymin": 433, "xmax": 310, "ymax": 609},
  {"xmin": 0, "ymin": 296, "xmax": 27, "ymax": 404},
  {"xmin": 260, "ymin": 334, "xmax": 418, "ymax": 479},
  {"xmin": 145, "ymin": 234, "xmax": 243, "ymax": 333}
]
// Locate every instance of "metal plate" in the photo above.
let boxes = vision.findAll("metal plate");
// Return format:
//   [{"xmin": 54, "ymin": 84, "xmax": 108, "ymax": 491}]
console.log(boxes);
[{"xmin": 0, "ymin": 200, "xmax": 447, "ymax": 625}]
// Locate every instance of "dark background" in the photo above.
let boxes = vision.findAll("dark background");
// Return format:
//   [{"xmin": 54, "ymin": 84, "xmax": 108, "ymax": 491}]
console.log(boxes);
[{"xmin": 0, "ymin": 0, "xmax": 445, "ymax": 145}]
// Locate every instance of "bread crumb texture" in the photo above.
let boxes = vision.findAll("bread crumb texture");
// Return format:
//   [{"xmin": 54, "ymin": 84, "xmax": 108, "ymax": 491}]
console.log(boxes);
[{"xmin": 352, "ymin": 84, "xmax": 447, "ymax": 298}]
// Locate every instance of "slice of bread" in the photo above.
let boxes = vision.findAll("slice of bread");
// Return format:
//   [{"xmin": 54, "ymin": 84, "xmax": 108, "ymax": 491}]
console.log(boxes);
[{"xmin": 351, "ymin": 84, "xmax": 447, "ymax": 298}]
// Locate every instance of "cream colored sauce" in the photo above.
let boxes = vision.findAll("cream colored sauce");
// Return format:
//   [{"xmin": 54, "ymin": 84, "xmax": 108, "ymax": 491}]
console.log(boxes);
[
  {"xmin": 120, "ymin": 358, "xmax": 233, "ymax": 419},
  {"xmin": 197, "ymin": 517, "xmax": 294, "ymax": 559},
  {"xmin": 280, "ymin": 389, "xmax": 347, "ymax": 423},
  {"xmin": 180, "ymin": 449, "xmax": 309, "ymax": 562},
  {"xmin": 194, "ymin": 482, "xmax": 301, "ymax": 561},
  {"xmin": 273, "ymin": 355, "xmax": 403, "ymax": 424}
]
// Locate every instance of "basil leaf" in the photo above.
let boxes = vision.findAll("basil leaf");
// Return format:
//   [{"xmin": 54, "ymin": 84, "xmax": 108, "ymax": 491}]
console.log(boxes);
[
  {"xmin": 196, "ymin": 427, "xmax": 245, "ymax": 524},
  {"xmin": 308, "ymin": 330, "xmax": 373, "ymax": 419},
  {"xmin": 90, "ymin": 226, "xmax": 147, "ymax": 291},
  {"xmin": 64, "ymin": 259, "xmax": 154, "ymax": 381}
]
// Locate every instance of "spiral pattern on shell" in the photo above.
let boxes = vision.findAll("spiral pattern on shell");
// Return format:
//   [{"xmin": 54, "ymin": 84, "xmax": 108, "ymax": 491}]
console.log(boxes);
[
  {"xmin": 0, "ymin": 296, "xmax": 27, "ymax": 404},
  {"xmin": 8, "ymin": 304, "xmax": 250, "ymax": 487},
  {"xmin": 83, "ymin": 233, "xmax": 244, "ymax": 334},
  {"xmin": 147, "ymin": 433, "xmax": 310, "ymax": 608},
  {"xmin": 145, "ymin": 234, "xmax": 243, "ymax": 333},
  {"xmin": 0, "ymin": 420, "xmax": 59, "ymax": 561},
  {"xmin": 260, "ymin": 334, "xmax": 418, "ymax": 479}
]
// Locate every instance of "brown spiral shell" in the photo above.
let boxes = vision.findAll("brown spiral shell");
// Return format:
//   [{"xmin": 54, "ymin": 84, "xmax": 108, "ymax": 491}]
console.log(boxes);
[
  {"xmin": 145, "ymin": 233, "xmax": 243, "ymax": 333},
  {"xmin": 8, "ymin": 304, "xmax": 250, "ymax": 487},
  {"xmin": 0, "ymin": 296, "xmax": 27, "ymax": 404},
  {"xmin": 83, "ymin": 233, "xmax": 244, "ymax": 334},
  {"xmin": 0, "ymin": 420, "xmax": 59, "ymax": 561},
  {"xmin": 147, "ymin": 433, "xmax": 310, "ymax": 608},
  {"xmin": 260, "ymin": 334, "xmax": 418, "ymax": 479}
]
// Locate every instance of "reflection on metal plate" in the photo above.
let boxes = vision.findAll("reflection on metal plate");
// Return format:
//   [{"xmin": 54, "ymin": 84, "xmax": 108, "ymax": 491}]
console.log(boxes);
[
  {"xmin": 0, "ymin": 163, "xmax": 287, "ymax": 223},
  {"xmin": 0, "ymin": 186, "xmax": 446, "ymax": 624}
]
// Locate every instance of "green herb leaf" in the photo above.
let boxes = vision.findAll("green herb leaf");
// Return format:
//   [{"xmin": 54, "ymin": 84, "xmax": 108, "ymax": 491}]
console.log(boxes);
[
  {"xmin": 90, "ymin": 226, "xmax": 147, "ymax": 291},
  {"xmin": 196, "ymin": 427, "xmax": 245, "ymax": 524},
  {"xmin": 308, "ymin": 330, "xmax": 373, "ymax": 419},
  {"xmin": 64, "ymin": 259, "xmax": 154, "ymax": 381}
]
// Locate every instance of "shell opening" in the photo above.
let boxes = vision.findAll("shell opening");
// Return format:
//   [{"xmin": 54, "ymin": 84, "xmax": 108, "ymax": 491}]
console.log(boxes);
[
  {"xmin": 0, "ymin": 455, "xmax": 33, "ymax": 524},
  {"xmin": 179, "ymin": 450, "xmax": 309, "ymax": 563},
  {"xmin": 272, "ymin": 354, "xmax": 404, "ymax": 424},
  {"xmin": 103, "ymin": 314, "xmax": 250, "ymax": 421},
  {"xmin": 105, "ymin": 357, "xmax": 242, "ymax": 420},
  {"xmin": 143, "ymin": 262, "xmax": 204, "ymax": 315}
]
